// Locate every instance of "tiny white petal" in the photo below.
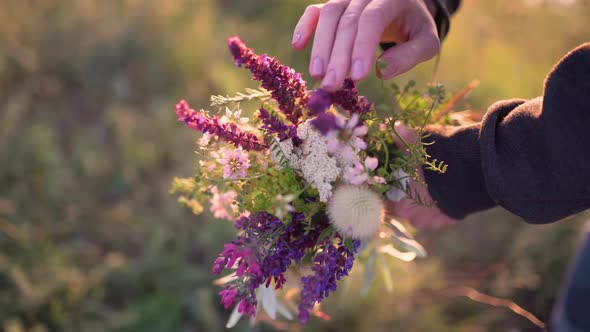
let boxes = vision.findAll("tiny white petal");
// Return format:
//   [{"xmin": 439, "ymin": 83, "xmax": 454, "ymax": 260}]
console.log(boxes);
[
  {"xmin": 259, "ymin": 285, "xmax": 278, "ymax": 320},
  {"xmin": 226, "ymin": 305, "xmax": 243, "ymax": 328}
]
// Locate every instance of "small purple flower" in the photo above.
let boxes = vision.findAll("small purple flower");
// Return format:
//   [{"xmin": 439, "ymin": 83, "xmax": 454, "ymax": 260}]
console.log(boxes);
[
  {"xmin": 175, "ymin": 100, "xmax": 266, "ymax": 151},
  {"xmin": 310, "ymin": 112, "xmax": 338, "ymax": 135},
  {"xmin": 307, "ymin": 89, "xmax": 332, "ymax": 115},
  {"xmin": 219, "ymin": 287, "xmax": 239, "ymax": 309},
  {"xmin": 330, "ymin": 79, "xmax": 373, "ymax": 115}
]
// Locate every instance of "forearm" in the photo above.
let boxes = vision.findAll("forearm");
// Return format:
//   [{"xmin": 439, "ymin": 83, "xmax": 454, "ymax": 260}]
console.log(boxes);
[{"xmin": 423, "ymin": 43, "xmax": 590, "ymax": 223}]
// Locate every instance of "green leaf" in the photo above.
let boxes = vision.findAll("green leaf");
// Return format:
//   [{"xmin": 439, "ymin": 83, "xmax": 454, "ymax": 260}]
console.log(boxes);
[
  {"xmin": 361, "ymin": 249, "xmax": 377, "ymax": 297},
  {"xmin": 385, "ymin": 220, "xmax": 427, "ymax": 258},
  {"xmin": 344, "ymin": 238, "xmax": 355, "ymax": 252},
  {"xmin": 376, "ymin": 59, "xmax": 389, "ymax": 72},
  {"xmin": 379, "ymin": 256, "xmax": 394, "ymax": 292},
  {"xmin": 317, "ymin": 226, "xmax": 335, "ymax": 243}
]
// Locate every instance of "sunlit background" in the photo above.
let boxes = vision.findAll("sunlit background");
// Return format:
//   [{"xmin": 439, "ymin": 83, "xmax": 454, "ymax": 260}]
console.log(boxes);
[{"xmin": 1, "ymin": 0, "xmax": 589, "ymax": 331}]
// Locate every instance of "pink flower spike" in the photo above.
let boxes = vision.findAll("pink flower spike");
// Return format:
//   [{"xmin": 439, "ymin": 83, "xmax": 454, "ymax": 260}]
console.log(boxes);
[
  {"xmin": 365, "ymin": 157, "xmax": 378, "ymax": 171},
  {"xmin": 219, "ymin": 288, "xmax": 239, "ymax": 309}
]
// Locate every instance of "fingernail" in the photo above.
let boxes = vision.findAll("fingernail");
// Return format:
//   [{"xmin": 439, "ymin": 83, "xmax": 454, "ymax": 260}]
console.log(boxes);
[
  {"xmin": 351, "ymin": 60, "xmax": 365, "ymax": 81},
  {"xmin": 376, "ymin": 59, "xmax": 389, "ymax": 79},
  {"xmin": 322, "ymin": 69, "xmax": 337, "ymax": 88},
  {"xmin": 292, "ymin": 33, "xmax": 301, "ymax": 45},
  {"xmin": 311, "ymin": 57, "xmax": 324, "ymax": 77},
  {"xmin": 377, "ymin": 58, "xmax": 397, "ymax": 79}
]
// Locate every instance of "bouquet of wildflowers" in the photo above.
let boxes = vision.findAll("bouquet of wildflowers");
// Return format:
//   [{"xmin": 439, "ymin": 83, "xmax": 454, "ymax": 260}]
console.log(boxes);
[{"xmin": 171, "ymin": 36, "xmax": 453, "ymax": 327}]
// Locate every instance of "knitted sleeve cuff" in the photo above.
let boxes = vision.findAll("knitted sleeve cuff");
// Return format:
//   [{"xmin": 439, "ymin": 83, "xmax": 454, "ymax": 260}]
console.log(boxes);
[{"xmin": 421, "ymin": 123, "xmax": 497, "ymax": 219}]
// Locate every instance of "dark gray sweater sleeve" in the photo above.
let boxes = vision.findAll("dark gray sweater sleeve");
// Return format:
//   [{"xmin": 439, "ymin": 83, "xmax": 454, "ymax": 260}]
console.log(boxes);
[
  {"xmin": 422, "ymin": 43, "xmax": 590, "ymax": 224},
  {"xmin": 381, "ymin": 0, "xmax": 461, "ymax": 51},
  {"xmin": 431, "ymin": 0, "xmax": 461, "ymax": 40}
]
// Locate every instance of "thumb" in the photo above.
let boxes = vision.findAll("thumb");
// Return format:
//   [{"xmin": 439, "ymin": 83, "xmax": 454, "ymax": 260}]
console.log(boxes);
[{"xmin": 377, "ymin": 29, "xmax": 440, "ymax": 79}]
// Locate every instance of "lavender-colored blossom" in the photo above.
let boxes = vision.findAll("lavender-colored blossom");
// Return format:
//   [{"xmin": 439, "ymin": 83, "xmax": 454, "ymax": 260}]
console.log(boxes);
[
  {"xmin": 258, "ymin": 107, "xmax": 301, "ymax": 145},
  {"xmin": 307, "ymin": 79, "xmax": 372, "ymax": 119},
  {"xmin": 342, "ymin": 160, "xmax": 369, "ymax": 186},
  {"xmin": 298, "ymin": 234, "xmax": 360, "ymax": 323},
  {"xmin": 213, "ymin": 210, "xmax": 342, "ymax": 319},
  {"xmin": 310, "ymin": 112, "xmax": 338, "ymax": 135},
  {"xmin": 227, "ymin": 36, "xmax": 308, "ymax": 124},
  {"xmin": 219, "ymin": 286, "xmax": 239, "ymax": 309},
  {"xmin": 176, "ymin": 100, "xmax": 266, "ymax": 151},
  {"xmin": 212, "ymin": 212, "xmax": 283, "ymax": 317},
  {"xmin": 307, "ymin": 89, "xmax": 332, "ymax": 115}
]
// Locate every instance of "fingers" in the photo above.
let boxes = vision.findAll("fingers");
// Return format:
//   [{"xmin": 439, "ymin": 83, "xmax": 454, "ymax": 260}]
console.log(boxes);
[
  {"xmin": 292, "ymin": 5, "xmax": 322, "ymax": 50},
  {"xmin": 378, "ymin": 24, "xmax": 440, "ymax": 79},
  {"xmin": 391, "ymin": 121, "xmax": 418, "ymax": 153},
  {"xmin": 350, "ymin": 0, "xmax": 394, "ymax": 81},
  {"xmin": 321, "ymin": 0, "xmax": 372, "ymax": 90},
  {"xmin": 390, "ymin": 198, "xmax": 457, "ymax": 230},
  {"xmin": 293, "ymin": 0, "xmax": 440, "ymax": 85},
  {"xmin": 309, "ymin": 0, "xmax": 350, "ymax": 79}
]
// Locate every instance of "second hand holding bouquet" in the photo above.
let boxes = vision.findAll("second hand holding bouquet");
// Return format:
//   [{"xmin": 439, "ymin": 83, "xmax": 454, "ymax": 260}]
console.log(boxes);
[{"xmin": 172, "ymin": 36, "xmax": 451, "ymax": 327}]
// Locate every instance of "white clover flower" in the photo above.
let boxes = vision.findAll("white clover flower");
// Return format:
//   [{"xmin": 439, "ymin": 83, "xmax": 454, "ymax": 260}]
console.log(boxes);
[{"xmin": 327, "ymin": 185, "xmax": 384, "ymax": 240}]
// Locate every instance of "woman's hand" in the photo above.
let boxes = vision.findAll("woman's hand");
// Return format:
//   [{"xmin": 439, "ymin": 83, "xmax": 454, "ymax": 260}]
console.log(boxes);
[
  {"xmin": 291, "ymin": 0, "xmax": 440, "ymax": 91},
  {"xmin": 387, "ymin": 123, "xmax": 457, "ymax": 230}
]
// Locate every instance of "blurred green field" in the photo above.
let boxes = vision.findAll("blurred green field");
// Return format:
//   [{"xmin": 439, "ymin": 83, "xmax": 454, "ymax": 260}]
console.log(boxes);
[{"xmin": 1, "ymin": 0, "xmax": 589, "ymax": 331}]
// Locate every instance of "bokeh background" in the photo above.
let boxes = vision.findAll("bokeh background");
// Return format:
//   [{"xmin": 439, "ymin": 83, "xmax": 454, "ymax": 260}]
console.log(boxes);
[{"xmin": 1, "ymin": 0, "xmax": 589, "ymax": 331}]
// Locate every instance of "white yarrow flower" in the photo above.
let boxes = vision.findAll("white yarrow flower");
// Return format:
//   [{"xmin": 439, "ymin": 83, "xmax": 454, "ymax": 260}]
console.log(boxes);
[
  {"xmin": 295, "ymin": 121, "xmax": 341, "ymax": 202},
  {"xmin": 327, "ymin": 185, "xmax": 384, "ymax": 240}
]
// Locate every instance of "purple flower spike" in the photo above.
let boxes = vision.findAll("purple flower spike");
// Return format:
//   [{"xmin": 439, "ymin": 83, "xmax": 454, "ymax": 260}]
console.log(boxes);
[
  {"xmin": 298, "ymin": 235, "xmax": 360, "ymax": 323},
  {"xmin": 307, "ymin": 89, "xmax": 332, "ymax": 115},
  {"xmin": 330, "ymin": 79, "xmax": 373, "ymax": 115},
  {"xmin": 258, "ymin": 107, "xmax": 302, "ymax": 145},
  {"xmin": 214, "ymin": 210, "xmax": 343, "ymax": 320},
  {"xmin": 175, "ymin": 100, "xmax": 267, "ymax": 151},
  {"xmin": 227, "ymin": 36, "xmax": 308, "ymax": 124}
]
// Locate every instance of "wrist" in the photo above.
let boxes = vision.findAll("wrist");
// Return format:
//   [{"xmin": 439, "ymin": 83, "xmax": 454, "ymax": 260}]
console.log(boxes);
[{"xmin": 422, "ymin": 124, "xmax": 497, "ymax": 219}]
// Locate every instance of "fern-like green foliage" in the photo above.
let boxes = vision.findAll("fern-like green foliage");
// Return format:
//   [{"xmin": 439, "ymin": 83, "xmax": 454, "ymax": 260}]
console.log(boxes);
[
  {"xmin": 366, "ymin": 81, "xmax": 449, "ymax": 206},
  {"xmin": 210, "ymin": 88, "xmax": 271, "ymax": 108}
]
